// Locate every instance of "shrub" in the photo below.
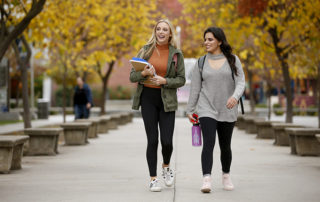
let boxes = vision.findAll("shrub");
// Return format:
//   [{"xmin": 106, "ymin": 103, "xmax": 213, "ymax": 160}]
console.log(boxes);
[
  {"xmin": 256, "ymin": 103, "xmax": 267, "ymax": 108},
  {"xmin": 108, "ymin": 86, "xmax": 133, "ymax": 100},
  {"xmin": 306, "ymin": 105, "xmax": 317, "ymax": 116},
  {"xmin": 54, "ymin": 86, "xmax": 74, "ymax": 107},
  {"xmin": 273, "ymin": 103, "xmax": 284, "ymax": 116}
]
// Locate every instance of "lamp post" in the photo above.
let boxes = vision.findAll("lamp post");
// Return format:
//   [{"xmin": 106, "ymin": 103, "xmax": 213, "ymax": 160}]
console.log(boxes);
[{"xmin": 176, "ymin": 26, "xmax": 181, "ymax": 49}]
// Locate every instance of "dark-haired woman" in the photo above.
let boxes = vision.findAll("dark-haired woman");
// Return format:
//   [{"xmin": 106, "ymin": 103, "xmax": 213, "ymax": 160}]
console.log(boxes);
[{"xmin": 186, "ymin": 27, "xmax": 245, "ymax": 193}]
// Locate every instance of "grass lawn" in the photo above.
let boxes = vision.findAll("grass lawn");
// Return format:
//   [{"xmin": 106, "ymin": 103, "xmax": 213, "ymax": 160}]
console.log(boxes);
[{"xmin": 0, "ymin": 120, "xmax": 22, "ymax": 125}]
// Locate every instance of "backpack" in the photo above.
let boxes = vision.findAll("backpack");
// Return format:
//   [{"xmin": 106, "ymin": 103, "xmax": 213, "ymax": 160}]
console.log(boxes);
[{"xmin": 197, "ymin": 55, "xmax": 244, "ymax": 114}]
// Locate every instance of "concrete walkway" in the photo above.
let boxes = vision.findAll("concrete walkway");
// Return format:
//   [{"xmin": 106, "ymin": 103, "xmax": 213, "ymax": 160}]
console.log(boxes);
[{"xmin": 0, "ymin": 117, "xmax": 320, "ymax": 202}]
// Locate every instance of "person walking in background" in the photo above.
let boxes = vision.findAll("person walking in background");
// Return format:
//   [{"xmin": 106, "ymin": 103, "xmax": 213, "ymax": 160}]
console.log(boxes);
[
  {"xmin": 186, "ymin": 27, "xmax": 245, "ymax": 193},
  {"xmin": 130, "ymin": 19, "xmax": 185, "ymax": 192},
  {"xmin": 73, "ymin": 77, "xmax": 93, "ymax": 119}
]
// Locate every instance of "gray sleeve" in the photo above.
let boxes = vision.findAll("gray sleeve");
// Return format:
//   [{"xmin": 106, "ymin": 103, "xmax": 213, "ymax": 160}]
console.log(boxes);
[
  {"xmin": 232, "ymin": 55, "xmax": 245, "ymax": 101},
  {"xmin": 186, "ymin": 62, "xmax": 202, "ymax": 115}
]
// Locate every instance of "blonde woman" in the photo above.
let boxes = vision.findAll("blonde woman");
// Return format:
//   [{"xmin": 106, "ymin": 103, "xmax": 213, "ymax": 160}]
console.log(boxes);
[{"xmin": 130, "ymin": 19, "xmax": 185, "ymax": 192}]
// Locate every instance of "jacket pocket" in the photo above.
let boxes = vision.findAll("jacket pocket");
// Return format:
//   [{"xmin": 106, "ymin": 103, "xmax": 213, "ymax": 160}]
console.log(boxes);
[{"xmin": 163, "ymin": 88, "xmax": 177, "ymax": 108}]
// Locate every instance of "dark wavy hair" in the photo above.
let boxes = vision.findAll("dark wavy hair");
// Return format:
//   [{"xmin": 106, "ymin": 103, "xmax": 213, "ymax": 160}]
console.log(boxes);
[{"xmin": 204, "ymin": 27, "xmax": 238, "ymax": 76}]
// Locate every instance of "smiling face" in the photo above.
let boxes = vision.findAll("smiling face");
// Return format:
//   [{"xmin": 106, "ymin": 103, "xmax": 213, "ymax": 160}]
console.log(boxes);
[
  {"xmin": 155, "ymin": 22, "xmax": 171, "ymax": 45},
  {"xmin": 204, "ymin": 32, "xmax": 221, "ymax": 54}
]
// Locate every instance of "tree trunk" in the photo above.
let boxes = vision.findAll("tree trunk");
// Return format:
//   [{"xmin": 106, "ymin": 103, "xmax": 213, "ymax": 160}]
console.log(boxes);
[
  {"xmin": 247, "ymin": 69, "xmax": 255, "ymax": 115},
  {"xmin": 0, "ymin": 0, "xmax": 46, "ymax": 61},
  {"xmin": 317, "ymin": 62, "xmax": 320, "ymax": 128},
  {"xmin": 6, "ymin": 60, "xmax": 10, "ymax": 112},
  {"xmin": 21, "ymin": 62, "xmax": 31, "ymax": 128},
  {"xmin": 100, "ymin": 77, "xmax": 107, "ymax": 115},
  {"xmin": 99, "ymin": 61, "xmax": 115, "ymax": 115},
  {"xmin": 12, "ymin": 36, "xmax": 32, "ymax": 128},
  {"xmin": 268, "ymin": 27, "xmax": 293, "ymax": 123},
  {"xmin": 280, "ymin": 58, "xmax": 293, "ymax": 123},
  {"xmin": 267, "ymin": 82, "xmax": 272, "ymax": 120},
  {"xmin": 62, "ymin": 66, "xmax": 67, "ymax": 123},
  {"xmin": 15, "ymin": 79, "xmax": 20, "ymax": 108}
]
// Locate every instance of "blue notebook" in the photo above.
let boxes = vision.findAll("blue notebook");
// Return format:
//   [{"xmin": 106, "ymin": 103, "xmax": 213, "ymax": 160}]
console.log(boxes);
[{"xmin": 130, "ymin": 57, "xmax": 152, "ymax": 71}]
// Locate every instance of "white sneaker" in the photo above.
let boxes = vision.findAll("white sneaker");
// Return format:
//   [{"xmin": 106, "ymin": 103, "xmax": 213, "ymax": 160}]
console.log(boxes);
[
  {"xmin": 149, "ymin": 178, "xmax": 161, "ymax": 192},
  {"xmin": 222, "ymin": 173, "xmax": 234, "ymax": 191},
  {"xmin": 162, "ymin": 167, "xmax": 174, "ymax": 187},
  {"xmin": 201, "ymin": 175, "xmax": 212, "ymax": 193}
]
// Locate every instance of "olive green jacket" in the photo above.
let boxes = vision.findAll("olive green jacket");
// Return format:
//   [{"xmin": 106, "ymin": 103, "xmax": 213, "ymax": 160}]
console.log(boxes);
[{"xmin": 130, "ymin": 45, "xmax": 186, "ymax": 112}]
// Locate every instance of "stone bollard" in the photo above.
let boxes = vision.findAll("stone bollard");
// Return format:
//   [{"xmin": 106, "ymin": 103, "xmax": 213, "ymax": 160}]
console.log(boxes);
[
  {"xmin": 24, "ymin": 128, "xmax": 62, "ymax": 155},
  {"xmin": 60, "ymin": 123, "xmax": 91, "ymax": 145},
  {"xmin": 0, "ymin": 135, "xmax": 29, "ymax": 173},
  {"xmin": 285, "ymin": 128, "xmax": 320, "ymax": 156},
  {"xmin": 271, "ymin": 123, "xmax": 306, "ymax": 146}
]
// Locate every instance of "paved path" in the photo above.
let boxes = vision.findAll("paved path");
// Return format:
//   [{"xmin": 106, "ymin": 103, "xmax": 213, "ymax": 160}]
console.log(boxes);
[{"xmin": 0, "ymin": 118, "xmax": 320, "ymax": 202}]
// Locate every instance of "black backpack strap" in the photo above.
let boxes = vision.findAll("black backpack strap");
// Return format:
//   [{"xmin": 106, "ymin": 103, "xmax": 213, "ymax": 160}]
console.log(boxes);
[
  {"xmin": 198, "ymin": 54, "xmax": 244, "ymax": 114},
  {"xmin": 197, "ymin": 55, "xmax": 206, "ymax": 81},
  {"xmin": 230, "ymin": 64, "xmax": 244, "ymax": 114}
]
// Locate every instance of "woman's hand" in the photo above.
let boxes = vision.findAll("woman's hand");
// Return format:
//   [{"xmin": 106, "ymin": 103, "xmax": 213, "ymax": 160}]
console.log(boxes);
[
  {"xmin": 187, "ymin": 114, "xmax": 196, "ymax": 123},
  {"xmin": 150, "ymin": 75, "xmax": 167, "ymax": 86},
  {"xmin": 226, "ymin": 97, "xmax": 238, "ymax": 109},
  {"xmin": 141, "ymin": 65, "xmax": 155, "ymax": 77}
]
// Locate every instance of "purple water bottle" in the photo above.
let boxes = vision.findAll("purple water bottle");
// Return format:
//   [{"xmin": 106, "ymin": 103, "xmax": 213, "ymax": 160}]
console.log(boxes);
[{"xmin": 191, "ymin": 113, "xmax": 202, "ymax": 146}]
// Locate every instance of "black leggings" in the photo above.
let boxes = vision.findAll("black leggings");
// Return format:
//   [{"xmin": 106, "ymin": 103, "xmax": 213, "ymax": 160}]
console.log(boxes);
[
  {"xmin": 199, "ymin": 117, "xmax": 235, "ymax": 175},
  {"xmin": 141, "ymin": 87, "xmax": 175, "ymax": 177}
]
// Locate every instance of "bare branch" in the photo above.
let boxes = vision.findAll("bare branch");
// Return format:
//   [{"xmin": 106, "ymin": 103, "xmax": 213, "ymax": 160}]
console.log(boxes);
[{"xmin": 19, "ymin": 0, "xmax": 28, "ymax": 14}]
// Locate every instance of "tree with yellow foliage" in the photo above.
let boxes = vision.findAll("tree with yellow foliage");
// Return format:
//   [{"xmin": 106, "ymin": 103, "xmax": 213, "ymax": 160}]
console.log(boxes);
[
  {"xmin": 1, "ymin": 0, "xmax": 46, "ymax": 128},
  {"xmin": 30, "ymin": 0, "xmax": 158, "ymax": 118},
  {"xmin": 179, "ymin": 0, "xmax": 319, "ymax": 123},
  {"xmin": 250, "ymin": 0, "xmax": 320, "ymax": 123},
  {"xmin": 178, "ymin": 0, "xmax": 263, "ymax": 113},
  {"xmin": 290, "ymin": 0, "xmax": 320, "ymax": 127}
]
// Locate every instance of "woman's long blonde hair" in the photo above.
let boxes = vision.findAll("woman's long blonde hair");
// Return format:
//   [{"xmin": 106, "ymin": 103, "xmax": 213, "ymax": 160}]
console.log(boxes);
[{"xmin": 141, "ymin": 19, "xmax": 178, "ymax": 59}]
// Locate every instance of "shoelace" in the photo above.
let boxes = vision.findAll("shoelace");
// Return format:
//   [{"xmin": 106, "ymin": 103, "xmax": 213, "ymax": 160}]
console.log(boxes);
[
  {"xmin": 150, "ymin": 179, "xmax": 159, "ymax": 188},
  {"xmin": 163, "ymin": 168, "xmax": 174, "ymax": 178}
]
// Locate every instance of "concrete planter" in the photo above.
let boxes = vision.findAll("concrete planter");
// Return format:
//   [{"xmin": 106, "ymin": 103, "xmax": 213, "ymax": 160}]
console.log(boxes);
[
  {"xmin": 0, "ymin": 135, "xmax": 29, "ymax": 173},
  {"xmin": 76, "ymin": 119, "xmax": 99, "ymax": 138},
  {"xmin": 255, "ymin": 120, "xmax": 279, "ymax": 139},
  {"xmin": 95, "ymin": 116, "xmax": 110, "ymax": 134},
  {"xmin": 285, "ymin": 128, "xmax": 320, "ymax": 156},
  {"xmin": 236, "ymin": 115, "xmax": 246, "ymax": 130},
  {"xmin": 24, "ymin": 128, "xmax": 62, "ymax": 155},
  {"xmin": 60, "ymin": 123, "xmax": 91, "ymax": 145},
  {"xmin": 120, "ymin": 112, "xmax": 133, "ymax": 124},
  {"xmin": 110, "ymin": 114, "xmax": 122, "ymax": 126},
  {"xmin": 243, "ymin": 116, "xmax": 265, "ymax": 134},
  {"xmin": 104, "ymin": 115, "xmax": 118, "ymax": 130},
  {"xmin": 271, "ymin": 123, "xmax": 306, "ymax": 146},
  {"xmin": 316, "ymin": 134, "xmax": 320, "ymax": 143}
]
